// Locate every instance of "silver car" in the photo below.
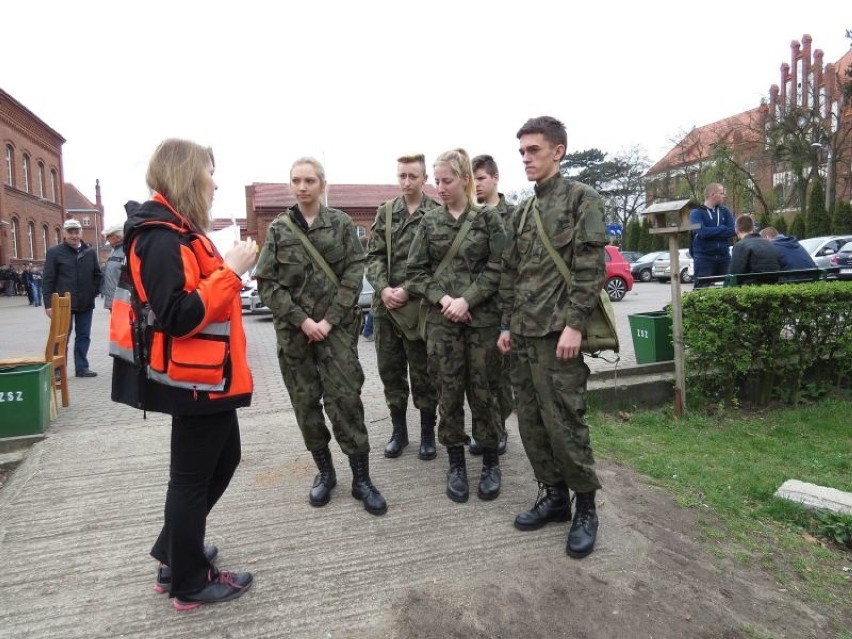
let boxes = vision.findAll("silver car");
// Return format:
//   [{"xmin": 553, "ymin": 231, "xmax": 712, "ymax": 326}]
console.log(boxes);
[
  {"xmin": 797, "ymin": 235, "xmax": 852, "ymax": 269},
  {"xmin": 652, "ymin": 249, "xmax": 694, "ymax": 283}
]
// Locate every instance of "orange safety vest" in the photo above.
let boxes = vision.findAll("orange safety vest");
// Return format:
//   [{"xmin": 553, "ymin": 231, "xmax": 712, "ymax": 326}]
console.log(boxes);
[{"xmin": 108, "ymin": 202, "xmax": 251, "ymax": 401}]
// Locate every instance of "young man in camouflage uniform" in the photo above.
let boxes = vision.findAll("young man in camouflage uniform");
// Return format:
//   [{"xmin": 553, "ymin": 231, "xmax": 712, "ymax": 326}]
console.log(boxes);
[
  {"xmin": 470, "ymin": 154, "xmax": 514, "ymax": 457},
  {"xmin": 365, "ymin": 154, "xmax": 440, "ymax": 461},
  {"xmin": 497, "ymin": 117, "xmax": 606, "ymax": 558}
]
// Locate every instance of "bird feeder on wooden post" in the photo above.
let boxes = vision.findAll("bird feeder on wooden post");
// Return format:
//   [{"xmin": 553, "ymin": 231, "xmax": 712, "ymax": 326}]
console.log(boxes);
[{"xmin": 639, "ymin": 199, "xmax": 700, "ymax": 417}]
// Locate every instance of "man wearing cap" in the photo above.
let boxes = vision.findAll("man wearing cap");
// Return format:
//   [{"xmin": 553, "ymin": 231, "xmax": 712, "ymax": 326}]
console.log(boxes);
[
  {"xmin": 101, "ymin": 223, "xmax": 125, "ymax": 310},
  {"xmin": 43, "ymin": 218, "xmax": 103, "ymax": 377}
]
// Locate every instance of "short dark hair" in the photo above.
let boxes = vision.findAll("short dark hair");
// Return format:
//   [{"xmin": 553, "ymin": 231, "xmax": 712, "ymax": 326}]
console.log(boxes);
[
  {"xmin": 516, "ymin": 116, "xmax": 567, "ymax": 157},
  {"xmin": 735, "ymin": 214, "xmax": 755, "ymax": 234},
  {"xmin": 471, "ymin": 154, "xmax": 499, "ymax": 176}
]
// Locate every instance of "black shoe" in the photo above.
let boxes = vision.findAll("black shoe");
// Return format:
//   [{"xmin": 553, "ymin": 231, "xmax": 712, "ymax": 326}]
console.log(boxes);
[
  {"xmin": 419, "ymin": 410, "xmax": 437, "ymax": 461},
  {"xmin": 75, "ymin": 369, "xmax": 97, "ymax": 377},
  {"xmin": 514, "ymin": 483, "xmax": 571, "ymax": 531},
  {"xmin": 477, "ymin": 448, "xmax": 501, "ymax": 500},
  {"xmin": 497, "ymin": 431, "xmax": 508, "ymax": 455},
  {"xmin": 309, "ymin": 447, "xmax": 337, "ymax": 507},
  {"xmin": 567, "ymin": 491, "xmax": 599, "ymax": 558},
  {"xmin": 468, "ymin": 437, "xmax": 484, "ymax": 456},
  {"xmin": 154, "ymin": 545, "xmax": 219, "ymax": 593},
  {"xmin": 349, "ymin": 453, "xmax": 388, "ymax": 515},
  {"xmin": 172, "ymin": 568, "xmax": 253, "ymax": 611},
  {"xmin": 384, "ymin": 409, "xmax": 409, "ymax": 458},
  {"xmin": 446, "ymin": 446, "xmax": 469, "ymax": 502}
]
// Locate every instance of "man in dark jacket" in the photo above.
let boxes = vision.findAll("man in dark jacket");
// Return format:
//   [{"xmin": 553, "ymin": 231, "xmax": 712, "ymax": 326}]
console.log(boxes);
[
  {"xmin": 689, "ymin": 183, "xmax": 736, "ymax": 287},
  {"xmin": 729, "ymin": 215, "xmax": 780, "ymax": 281},
  {"xmin": 43, "ymin": 218, "xmax": 103, "ymax": 377},
  {"xmin": 759, "ymin": 226, "xmax": 816, "ymax": 280}
]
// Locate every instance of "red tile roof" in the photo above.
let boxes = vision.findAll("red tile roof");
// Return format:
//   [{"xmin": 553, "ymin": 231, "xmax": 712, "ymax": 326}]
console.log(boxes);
[
  {"xmin": 249, "ymin": 183, "xmax": 439, "ymax": 210},
  {"xmin": 63, "ymin": 183, "xmax": 97, "ymax": 211}
]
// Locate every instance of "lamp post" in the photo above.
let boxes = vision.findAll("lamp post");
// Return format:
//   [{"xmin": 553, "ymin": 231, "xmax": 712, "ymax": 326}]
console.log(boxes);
[{"xmin": 812, "ymin": 142, "xmax": 833, "ymax": 213}]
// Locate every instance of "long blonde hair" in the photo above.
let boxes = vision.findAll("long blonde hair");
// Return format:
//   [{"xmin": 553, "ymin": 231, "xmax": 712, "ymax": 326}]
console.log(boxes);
[
  {"xmin": 146, "ymin": 138, "xmax": 215, "ymax": 230},
  {"xmin": 434, "ymin": 148, "xmax": 476, "ymax": 207}
]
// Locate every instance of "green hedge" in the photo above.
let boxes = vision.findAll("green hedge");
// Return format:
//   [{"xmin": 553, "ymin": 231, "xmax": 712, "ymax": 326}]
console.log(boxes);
[{"xmin": 682, "ymin": 281, "xmax": 852, "ymax": 404}]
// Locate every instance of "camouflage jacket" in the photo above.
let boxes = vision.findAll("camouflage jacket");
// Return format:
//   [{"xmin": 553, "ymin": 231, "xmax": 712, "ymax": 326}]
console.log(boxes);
[
  {"xmin": 365, "ymin": 193, "xmax": 440, "ymax": 315},
  {"xmin": 500, "ymin": 173, "xmax": 606, "ymax": 336},
  {"xmin": 256, "ymin": 204, "xmax": 365, "ymax": 330},
  {"xmin": 407, "ymin": 202, "xmax": 506, "ymax": 328},
  {"xmin": 494, "ymin": 193, "xmax": 516, "ymax": 226}
]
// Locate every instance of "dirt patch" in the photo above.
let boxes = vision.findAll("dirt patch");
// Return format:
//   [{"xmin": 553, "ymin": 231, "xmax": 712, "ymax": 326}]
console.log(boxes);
[
  {"xmin": 381, "ymin": 460, "xmax": 848, "ymax": 639},
  {"xmin": 0, "ymin": 467, "xmax": 8, "ymax": 491}
]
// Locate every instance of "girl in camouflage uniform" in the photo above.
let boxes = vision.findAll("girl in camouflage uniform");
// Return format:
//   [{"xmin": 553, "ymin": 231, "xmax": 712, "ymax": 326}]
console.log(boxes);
[
  {"xmin": 256, "ymin": 157, "xmax": 387, "ymax": 516},
  {"xmin": 407, "ymin": 149, "xmax": 506, "ymax": 503}
]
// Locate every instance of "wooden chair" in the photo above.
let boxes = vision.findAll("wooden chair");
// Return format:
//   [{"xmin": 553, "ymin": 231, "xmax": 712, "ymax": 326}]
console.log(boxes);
[{"xmin": 0, "ymin": 292, "xmax": 72, "ymax": 409}]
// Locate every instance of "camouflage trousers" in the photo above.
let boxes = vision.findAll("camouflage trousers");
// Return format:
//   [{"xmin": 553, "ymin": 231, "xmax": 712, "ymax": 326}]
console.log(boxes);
[
  {"xmin": 497, "ymin": 353, "xmax": 513, "ymax": 428},
  {"xmin": 510, "ymin": 332, "xmax": 601, "ymax": 493},
  {"xmin": 274, "ymin": 322, "xmax": 369, "ymax": 456},
  {"xmin": 426, "ymin": 320, "xmax": 501, "ymax": 448},
  {"xmin": 374, "ymin": 313, "xmax": 438, "ymax": 414}
]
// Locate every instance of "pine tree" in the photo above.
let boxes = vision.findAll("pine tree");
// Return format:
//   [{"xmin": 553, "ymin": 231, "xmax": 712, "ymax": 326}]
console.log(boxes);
[
  {"xmin": 790, "ymin": 214, "xmax": 807, "ymax": 239},
  {"xmin": 773, "ymin": 215, "xmax": 788, "ymax": 235},
  {"xmin": 831, "ymin": 200, "xmax": 852, "ymax": 235},
  {"xmin": 638, "ymin": 218, "xmax": 654, "ymax": 253},
  {"xmin": 806, "ymin": 180, "xmax": 832, "ymax": 237}
]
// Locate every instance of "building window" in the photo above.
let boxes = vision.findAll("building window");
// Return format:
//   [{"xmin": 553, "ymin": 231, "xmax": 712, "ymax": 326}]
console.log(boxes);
[
  {"xmin": 54, "ymin": 227, "xmax": 61, "ymax": 245},
  {"xmin": 22, "ymin": 154, "xmax": 31, "ymax": 193},
  {"xmin": 82, "ymin": 216, "xmax": 91, "ymax": 227},
  {"xmin": 37, "ymin": 162, "xmax": 46, "ymax": 198},
  {"xmin": 42, "ymin": 225, "xmax": 49, "ymax": 258},
  {"xmin": 5, "ymin": 145, "xmax": 14, "ymax": 186},
  {"xmin": 51, "ymin": 169, "xmax": 59, "ymax": 202},
  {"xmin": 11, "ymin": 218, "xmax": 20, "ymax": 258},
  {"xmin": 27, "ymin": 222, "xmax": 35, "ymax": 258}
]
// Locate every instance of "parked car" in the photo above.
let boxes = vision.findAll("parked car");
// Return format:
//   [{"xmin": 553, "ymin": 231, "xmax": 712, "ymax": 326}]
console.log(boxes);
[
  {"xmin": 240, "ymin": 266, "xmax": 270, "ymax": 314},
  {"xmin": 604, "ymin": 245, "xmax": 634, "ymax": 301},
  {"xmin": 797, "ymin": 235, "xmax": 852, "ymax": 269},
  {"xmin": 631, "ymin": 251, "xmax": 667, "ymax": 282},
  {"xmin": 652, "ymin": 248, "xmax": 694, "ymax": 283},
  {"xmin": 619, "ymin": 251, "xmax": 644, "ymax": 264},
  {"xmin": 830, "ymin": 241, "xmax": 852, "ymax": 280}
]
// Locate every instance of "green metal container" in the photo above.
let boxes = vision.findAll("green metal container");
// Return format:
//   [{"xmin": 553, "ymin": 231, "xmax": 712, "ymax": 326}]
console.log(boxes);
[
  {"xmin": 628, "ymin": 311, "xmax": 674, "ymax": 364},
  {"xmin": 0, "ymin": 363, "xmax": 51, "ymax": 438}
]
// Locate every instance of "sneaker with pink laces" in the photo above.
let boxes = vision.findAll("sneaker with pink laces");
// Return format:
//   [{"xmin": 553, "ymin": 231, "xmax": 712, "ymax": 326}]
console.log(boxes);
[{"xmin": 172, "ymin": 568, "xmax": 253, "ymax": 611}]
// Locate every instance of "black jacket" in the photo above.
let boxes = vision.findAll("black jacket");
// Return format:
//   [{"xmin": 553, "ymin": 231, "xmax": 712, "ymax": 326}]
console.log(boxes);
[
  {"xmin": 729, "ymin": 234, "xmax": 780, "ymax": 278},
  {"xmin": 42, "ymin": 241, "xmax": 103, "ymax": 311}
]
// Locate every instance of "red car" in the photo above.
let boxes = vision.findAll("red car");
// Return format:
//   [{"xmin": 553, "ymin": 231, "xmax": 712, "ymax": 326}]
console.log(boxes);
[{"xmin": 604, "ymin": 246, "xmax": 634, "ymax": 301}]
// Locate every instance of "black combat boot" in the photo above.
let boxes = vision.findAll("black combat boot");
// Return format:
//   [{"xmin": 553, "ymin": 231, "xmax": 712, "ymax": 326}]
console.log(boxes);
[
  {"xmin": 513, "ymin": 483, "xmax": 571, "ymax": 531},
  {"xmin": 419, "ymin": 410, "xmax": 437, "ymax": 461},
  {"xmin": 309, "ymin": 447, "xmax": 337, "ymax": 507},
  {"xmin": 477, "ymin": 448, "xmax": 501, "ymax": 500},
  {"xmin": 348, "ymin": 453, "xmax": 388, "ymax": 516},
  {"xmin": 566, "ymin": 491, "xmax": 599, "ymax": 558},
  {"xmin": 383, "ymin": 409, "xmax": 409, "ymax": 458},
  {"xmin": 497, "ymin": 430, "xmax": 508, "ymax": 455},
  {"xmin": 446, "ymin": 446, "xmax": 469, "ymax": 502}
]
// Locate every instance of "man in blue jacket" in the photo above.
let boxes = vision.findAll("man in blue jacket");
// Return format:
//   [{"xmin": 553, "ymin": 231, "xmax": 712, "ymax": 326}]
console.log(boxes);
[
  {"xmin": 43, "ymin": 218, "xmax": 103, "ymax": 377},
  {"xmin": 689, "ymin": 183, "xmax": 736, "ymax": 287},
  {"xmin": 759, "ymin": 226, "xmax": 816, "ymax": 280}
]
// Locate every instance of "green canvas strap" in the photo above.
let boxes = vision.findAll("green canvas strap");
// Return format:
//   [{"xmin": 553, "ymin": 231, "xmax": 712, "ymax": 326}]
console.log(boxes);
[
  {"xmin": 529, "ymin": 198, "xmax": 573, "ymax": 284},
  {"xmin": 518, "ymin": 197, "xmax": 534, "ymax": 236},
  {"xmin": 281, "ymin": 214, "xmax": 340, "ymax": 287},
  {"xmin": 384, "ymin": 200, "xmax": 394, "ymax": 274},
  {"xmin": 435, "ymin": 210, "xmax": 475, "ymax": 278}
]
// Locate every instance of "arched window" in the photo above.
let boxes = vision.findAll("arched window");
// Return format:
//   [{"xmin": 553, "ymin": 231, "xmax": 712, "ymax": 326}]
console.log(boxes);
[
  {"xmin": 22, "ymin": 154, "xmax": 31, "ymax": 193},
  {"xmin": 54, "ymin": 227, "xmax": 61, "ymax": 246},
  {"xmin": 27, "ymin": 222, "xmax": 35, "ymax": 258},
  {"xmin": 42, "ymin": 225, "xmax": 49, "ymax": 258},
  {"xmin": 4, "ymin": 145, "xmax": 14, "ymax": 186},
  {"xmin": 37, "ymin": 162, "xmax": 46, "ymax": 198},
  {"xmin": 50, "ymin": 169, "xmax": 59, "ymax": 202},
  {"xmin": 11, "ymin": 217, "xmax": 20, "ymax": 258}
]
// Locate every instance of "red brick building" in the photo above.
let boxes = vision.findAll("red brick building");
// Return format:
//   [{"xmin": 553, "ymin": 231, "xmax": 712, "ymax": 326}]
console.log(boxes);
[
  {"xmin": 245, "ymin": 182, "xmax": 439, "ymax": 246},
  {"xmin": 63, "ymin": 181, "xmax": 106, "ymax": 260},
  {"xmin": 1, "ymin": 88, "xmax": 65, "ymax": 268},
  {"xmin": 647, "ymin": 35, "xmax": 852, "ymax": 219}
]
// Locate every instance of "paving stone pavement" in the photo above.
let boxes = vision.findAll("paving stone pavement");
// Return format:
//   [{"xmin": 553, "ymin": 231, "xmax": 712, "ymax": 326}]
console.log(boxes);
[{"xmin": 0, "ymin": 283, "xmax": 684, "ymax": 638}]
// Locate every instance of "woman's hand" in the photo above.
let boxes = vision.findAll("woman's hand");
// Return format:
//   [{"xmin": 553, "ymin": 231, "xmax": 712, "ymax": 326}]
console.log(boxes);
[{"xmin": 224, "ymin": 238, "xmax": 258, "ymax": 277}]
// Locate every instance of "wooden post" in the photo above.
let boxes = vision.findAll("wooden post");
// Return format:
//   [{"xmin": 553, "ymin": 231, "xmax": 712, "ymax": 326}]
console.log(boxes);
[{"xmin": 668, "ymin": 235, "xmax": 686, "ymax": 417}]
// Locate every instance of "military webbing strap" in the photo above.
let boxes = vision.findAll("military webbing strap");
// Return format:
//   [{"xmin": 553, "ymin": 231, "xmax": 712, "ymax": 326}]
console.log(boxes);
[
  {"xmin": 434, "ymin": 210, "xmax": 476, "ymax": 278},
  {"xmin": 383, "ymin": 201, "xmax": 394, "ymax": 274},
  {"xmin": 528, "ymin": 197, "xmax": 574, "ymax": 284},
  {"xmin": 281, "ymin": 215, "xmax": 340, "ymax": 287}
]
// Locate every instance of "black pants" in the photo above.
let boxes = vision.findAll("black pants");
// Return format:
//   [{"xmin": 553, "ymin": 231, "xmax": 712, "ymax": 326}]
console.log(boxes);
[{"xmin": 150, "ymin": 410, "xmax": 241, "ymax": 597}]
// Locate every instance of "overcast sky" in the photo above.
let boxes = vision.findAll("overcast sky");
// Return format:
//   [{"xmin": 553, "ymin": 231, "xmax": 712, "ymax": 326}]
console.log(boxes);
[{"xmin": 3, "ymin": 1, "xmax": 849, "ymax": 229}]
